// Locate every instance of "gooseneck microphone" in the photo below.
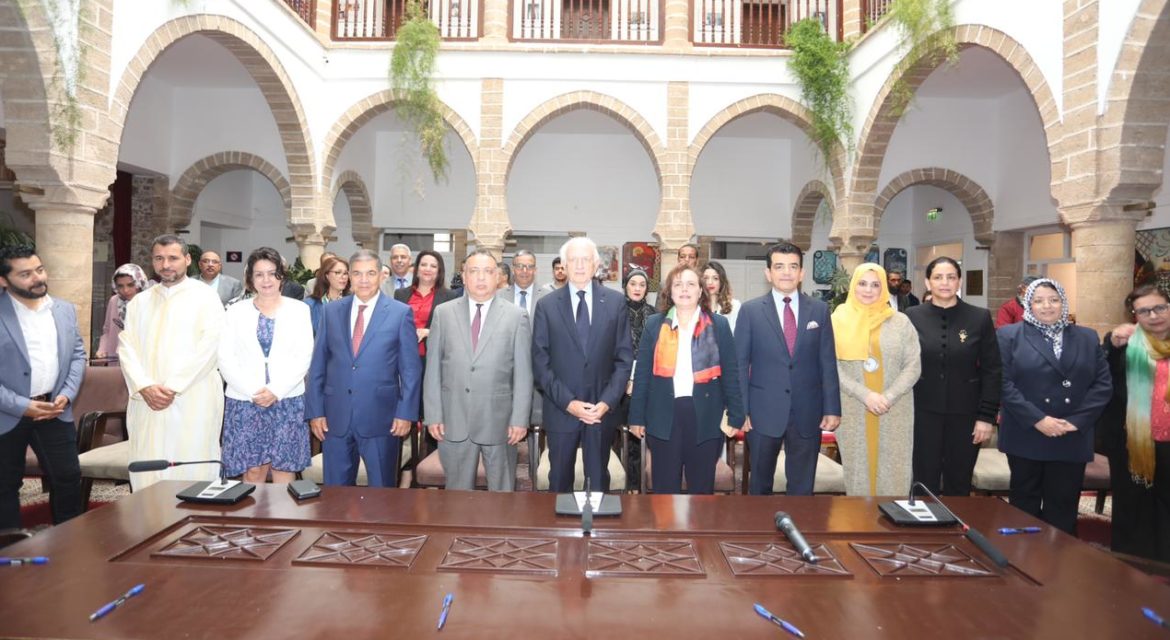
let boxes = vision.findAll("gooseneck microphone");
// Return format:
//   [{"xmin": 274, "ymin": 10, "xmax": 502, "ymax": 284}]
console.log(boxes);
[
  {"xmin": 127, "ymin": 459, "xmax": 223, "ymax": 473},
  {"xmin": 909, "ymin": 481, "xmax": 1010, "ymax": 568},
  {"xmin": 774, "ymin": 511, "xmax": 817, "ymax": 564}
]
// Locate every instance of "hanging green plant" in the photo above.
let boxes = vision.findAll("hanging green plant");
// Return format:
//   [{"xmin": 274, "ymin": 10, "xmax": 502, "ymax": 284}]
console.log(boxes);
[
  {"xmin": 0, "ymin": 212, "xmax": 34, "ymax": 249},
  {"xmin": 390, "ymin": 0, "xmax": 448, "ymax": 182},
  {"xmin": 16, "ymin": 0, "xmax": 88, "ymax": 152},
  {"xmin": 887, "ymin": 0, "xmax": 959, "ymax": 115},
  {"xmin": 786, "ymin": 18, "xmax": 853, "ymax": 169}
]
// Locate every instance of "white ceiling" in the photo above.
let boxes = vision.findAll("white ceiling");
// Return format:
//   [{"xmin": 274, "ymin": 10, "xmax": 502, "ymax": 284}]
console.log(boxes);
[
  {"xmin": 915, "ymin": 47, "xmax": 1028, "ymax": 99},
  {"xmin": 145, "ymin": 34, "xmax": 257, "ymax": 89}
]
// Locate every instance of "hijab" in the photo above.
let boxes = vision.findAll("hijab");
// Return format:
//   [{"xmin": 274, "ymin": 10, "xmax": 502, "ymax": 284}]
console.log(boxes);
[
  {"xmin": 831, "ymin": 263, "xmax": 894, "ymax": 361},
  {"xmin": 1021, "ymin": 278, "xmax": 1070, "ymax": 359},
  {"xmin": 111, "ymin": 263, "xmax": 148, "ymax": 330},
  {"xmin": 624, "ymin": 269, "xmax": 650, "ymax": 312}
]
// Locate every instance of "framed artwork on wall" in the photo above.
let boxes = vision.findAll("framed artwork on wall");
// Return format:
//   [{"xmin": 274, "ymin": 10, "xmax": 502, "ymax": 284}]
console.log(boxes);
[
  {"xmin": 865, "ymin": 244, "xmax": 880, "ymax": 265},
  {"xmin": 597, "ymin": 245, "xmax": 620, "ymax": 282},
  {"xmin": 883, "ymin": 248, "xmax": 907, "ymax": 275},
  {"xmin": 622, "ymin": 242, "xmax": 661, "ymax": 292},
  {"xmin": 813, "ymin": 250, "xmax": 838, "ymax": 284},
  {"xmin": 966, "ymin": 269, "xmax": 984, "ymax": 296}
]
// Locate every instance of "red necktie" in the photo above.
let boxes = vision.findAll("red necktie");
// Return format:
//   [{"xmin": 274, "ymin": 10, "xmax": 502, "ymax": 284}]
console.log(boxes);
[
  {"xmin": 352, "ymin": 304, "xmax": 368, "ymax": 356},
  {"xmin": 783, "ymin": 296, "xmax": 796, "ymax": 356},
  {"xmin": 471, "ymin": 303, "xmax": 483, "ymax": 351}
]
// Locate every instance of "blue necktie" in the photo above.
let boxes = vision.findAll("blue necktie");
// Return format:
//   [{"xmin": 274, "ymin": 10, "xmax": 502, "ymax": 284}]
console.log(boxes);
[
  {"xmin": 575, "ymin": 290, "xmax": 589, "ymax": 350},
  {"xmin": 519, "ymin": 290, "xmax": 528, "ymax": 314}
]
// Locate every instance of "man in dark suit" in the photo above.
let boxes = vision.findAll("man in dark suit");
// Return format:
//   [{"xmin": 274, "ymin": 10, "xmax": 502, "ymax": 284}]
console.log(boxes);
[
  {"xmin": 424, "ymin": 251, "xmax": 532, "ymax": 491},
  {"xmin": 306, "ymin": 249, "xmax": 423, "ymax": 487},
  {"xmin": 735, "ymin": 242, "xmax": 841, "ymax": 495},
  {"xmin": 532, "ymin": 237, "xmax": 633, "ymax": 492},
  {"xmin": 0, "ymin": 246, "xmax": 87, "ymax": 529}
]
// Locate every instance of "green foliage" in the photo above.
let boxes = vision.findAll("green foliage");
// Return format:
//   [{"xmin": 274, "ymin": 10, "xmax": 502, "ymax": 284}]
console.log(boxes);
[
  {"xmin": 287, "ymin": 257, "xmax": 314, "ymax": 285},
  {"xmin": 16, "ymin": 0, "xmax": 87, "ymax": 152},
  {"xmin": 786, "ymin": 18, "xmax": 853, "ymax": 168},
  {"xmin": 390, "ymin": 0, "xmax": 448, "ymax": 181},
  {"xmin": 829, "ymin": 265, "xmax": 852, "ymax": 311},
  {"xmin": 0, "ymin": 212, "xmax": 34, "ymax": 249},
  {"xmin": 887, "ymin": 0, "xmax": 959, "ymax": 115}
]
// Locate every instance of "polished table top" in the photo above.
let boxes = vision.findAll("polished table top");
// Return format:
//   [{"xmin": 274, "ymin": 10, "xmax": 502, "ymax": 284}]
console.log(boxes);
[{"xmin": 1, "ymin": 483, "xmax": 1167, "ymax": 639}]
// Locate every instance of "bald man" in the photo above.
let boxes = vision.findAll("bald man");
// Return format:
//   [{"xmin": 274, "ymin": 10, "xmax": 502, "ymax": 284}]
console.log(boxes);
[{"xmin": 197, "ymin": 251, "xmax": 242, "ymax": 305}]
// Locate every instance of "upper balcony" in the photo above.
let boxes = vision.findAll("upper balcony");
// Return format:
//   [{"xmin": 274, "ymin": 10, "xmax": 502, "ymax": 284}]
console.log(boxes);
[{"xmin": 279, "ymin": 0, "xmax": 891, "ymax": 47}]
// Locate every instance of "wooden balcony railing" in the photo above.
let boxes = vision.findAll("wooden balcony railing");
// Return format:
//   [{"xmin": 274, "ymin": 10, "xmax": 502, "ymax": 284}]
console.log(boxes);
[
  {"xmin": 860, "ymin": 0, "xmax": 892, "ymax": 33},
  {"xmin": 510, "ymin": 0, "xmax": 663, "ymax": 44},
  {"xmin": 283, "ymin": 0, "xmax": 318, "ymax": 27},
  {"xmin": 692, "ymin": 0, "xmax": 838, "ymax": 49},
  {"xmin": 332, "ymin": 0, "xmax": 481, "ymax": 40}
]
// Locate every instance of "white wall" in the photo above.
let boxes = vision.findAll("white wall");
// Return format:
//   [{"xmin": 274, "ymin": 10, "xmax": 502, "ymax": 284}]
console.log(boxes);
[
  {"xmin": 187, "ymin": 170, "xmax": 297, "ymax": 281},
  {"xmin": 329, "ymin": 190, "xmax": 361, "ymax": 260},
  {"xmin": 995, "ymin": 89, "xmax": 1059, "ymax": 229},
  {"xmin": 1140, "ymin": 123, "xmax": 1170, "ymax": 230},
  {"xmin": 117, "ymin": 75, "xmax": 173, "ymax": 173},
  {"xmin": 507, "ymin": 131, "xmax": 660, "ymax": 248},
  {"xmin": 692, "ymin": 136, "xmax": 791, "ymax": 239},
  {"xmin": 370, "ymin": 129, "xmax": 477, "ymax": 232},
  {"xmin": 170, "ymin": 87, "xmax": 288, "ymax": 180},
  {"xmin": 908, "ymin": 185, "xmax": 987, "ymax": 308}
]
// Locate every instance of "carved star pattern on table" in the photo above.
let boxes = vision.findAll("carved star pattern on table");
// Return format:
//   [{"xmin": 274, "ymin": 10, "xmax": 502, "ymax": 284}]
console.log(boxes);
[
  {"xmin": 587, "ymin": 540, "xmax": 705, "ymax": 577},
  {"xmin": 438, "ymin": 537, "xmax": 558, "ymax": 575},
  {"xmin": 720, "ymin": 541, "xmax": 850, "ymax": 576},
  {"xmin": 294, "ymin": 532, "xmax": 428, "ymax": 567},
  {"xmin": 851, "ymin": 543, "xmax": 995, "ymax": 577},
  {"xmin": 154, "ymin": 526, "xmax": 299, "ymax": 561}
]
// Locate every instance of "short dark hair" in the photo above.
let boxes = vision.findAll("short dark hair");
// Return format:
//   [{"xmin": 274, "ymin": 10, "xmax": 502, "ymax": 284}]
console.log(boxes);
[
  {"xmin": 151, "ymin": 234, "xmax": 189, "ymax": 256},
  {"xmin": 410, "ymin": 250, "xmax": 448, "ymax": 292},
  {"xmin": 0, "ymin": 245, "xmax": 37, "ymax": 279},
  {"xmin": 244, "ymin": 247, "xmax": 286, "ymax": 292},
  {"xmin": 465, "ymin": 249, "xmax": 499, "ymax": 266},
  {"xmin": 765, "ymin": 241, "xmax": 804, "ymax": 268},
  {"xmin": 499, "ymin": 262, "xmax": 513, "ymax": 285},
  {"xmin": 925, "ymin": 256, "xmax": 962, "ymax": 279},
  {"xmin": 1125, "ymin": 283, "xmax": 1170, "ymax": 315},
  {"xmin": 551, "ymin": 256, "xmax": 562, "ymax": 268}
]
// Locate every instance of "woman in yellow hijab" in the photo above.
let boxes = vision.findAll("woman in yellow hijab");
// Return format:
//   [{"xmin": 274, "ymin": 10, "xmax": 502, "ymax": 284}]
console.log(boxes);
[{"xmin": 830, "ymin": 263, "xmax": 922, "ymax": 496}]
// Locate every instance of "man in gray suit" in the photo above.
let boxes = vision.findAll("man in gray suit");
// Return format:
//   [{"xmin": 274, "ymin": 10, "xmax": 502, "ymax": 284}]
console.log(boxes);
[
  {"xmin": 424, "ymin": 250, "xmax": 532, "ymax": 491},
  {"xmin": 197, "ymin": 250, "xmax": 242, "ymax": 305},
  {"xmin": 497, "ymin": 249, "xmax": 543, "ymax": 426},
  {"xmin": 0, "ymin": 246, "xmax": 87, "ymax": 530}
]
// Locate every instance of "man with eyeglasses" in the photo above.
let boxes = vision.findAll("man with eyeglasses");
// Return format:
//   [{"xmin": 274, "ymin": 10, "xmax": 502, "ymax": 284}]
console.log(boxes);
[
  {"xmin": 499, "ymin": 250, "xmax": 545, "ymax": 427},
  {"xmin": 197, "ymin": 250, "xmax": 243, "ymax": 305}
]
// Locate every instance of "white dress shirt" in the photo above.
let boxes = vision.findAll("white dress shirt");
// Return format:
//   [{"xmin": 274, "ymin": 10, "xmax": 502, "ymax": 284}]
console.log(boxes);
[
  {"xmin": 671, "ymin": 311, "xmax": 697, "ymax": 399},
  {"xmin": 569, "ymin": 281, "xmax": 593, "ymax": 323},
  {"xmin": 11, "ymin": 295, "xmax": 59, "ymax": 397},
  {"xmin": 771, "ymin": 289, "xmax": 800, "ymax": 333},
  {"xmin": 513, "ymin": 284, "xmax": 535, "ymax": 315},
  {"xmin": 202, "ymin": 274, "xmax": 220, "ymax": 290},
  {"xmin": 350, "ymin": 293, "xmax": 380, "ymax": 335}
]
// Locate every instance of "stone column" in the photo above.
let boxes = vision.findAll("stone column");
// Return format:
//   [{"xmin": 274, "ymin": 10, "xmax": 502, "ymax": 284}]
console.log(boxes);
[
  {"xmin": 469, "ymin": 78, "xmax": 511, "ymax": 262},
  {"xmin": 841, "ymin": 0, "xmax": 863, "ymax": 41},
  {"xmin": 652, "ymin": 81, "xmax": 695, "ymax": 290},
  {"xmin": 291, "ymin": 223, "xmax": 330, "ymax": 271},
  {"xmin": 986, "ymin": 231, "xmax": 1024, "ymax": 313},
  {"xmin": 33, "ymin": 203, "xmax": 98, "ymax": 352},
  {"xmin": 1069, "ymin": 215, "xmax": 1141, "ymax": 336},
  {"xmin": 481, "ymin": 0, "xmax": 509, "ymax": 42},
  {"xmin": 662, "ymin": 0, "xmax": 693, "ymax": 52}
]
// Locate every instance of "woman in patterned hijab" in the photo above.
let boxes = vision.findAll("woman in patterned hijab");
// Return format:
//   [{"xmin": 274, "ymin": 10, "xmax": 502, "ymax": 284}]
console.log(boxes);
[{"xmin": 95, "ymin": 263, "xmax": 148, "ymax": 359}]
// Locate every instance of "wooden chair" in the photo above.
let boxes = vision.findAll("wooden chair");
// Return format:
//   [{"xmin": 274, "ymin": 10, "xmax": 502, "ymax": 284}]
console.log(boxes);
[
  {"xmin": 411, "ymin": 426, "xmax": 537, "ymax": 491},
  {"xmin": 76, "ymin": 411, "xmax": 130, "ymax": 508},
  {"xmin": 740, "ymin": 437, "xmax": 846, "ymax": 495}
]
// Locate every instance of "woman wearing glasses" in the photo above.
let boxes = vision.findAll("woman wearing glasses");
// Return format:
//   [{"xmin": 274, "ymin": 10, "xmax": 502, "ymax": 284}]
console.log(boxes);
[
  {"xmin": 905, "ymin": 257, "xmax": 1002, "ymax": 496},
  {"xmin": 1100, "ymin": 284, "xmax": 1170, "ymax": 561},
  {"xmin": 996, "ymin": 279, "xmax": 1111, "ymax": 533},
  {"xmin": 305, "ymin": 255, "xmax": 350, "ymax": 335}
]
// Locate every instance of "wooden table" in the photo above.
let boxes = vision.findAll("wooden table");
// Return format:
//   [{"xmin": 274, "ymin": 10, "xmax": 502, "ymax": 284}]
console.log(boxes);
[{"xmin": 1, "ymin": 483, "xmax": 1167, "ymax": 638}]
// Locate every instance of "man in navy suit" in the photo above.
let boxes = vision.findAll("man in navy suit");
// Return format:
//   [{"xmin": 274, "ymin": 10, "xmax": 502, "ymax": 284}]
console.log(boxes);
[
  {"xmin": 0, "ymin": 246, "xmax": 87, "ymax": 529},
  {"xmin": 532, "ymin": 237, "xmax": 633, "ymax": 492},
  {"xmin": 306, "ymin": 249, "xmax": 423, "ymax": 487},
  {"xmin": 735, "ymin": 242, "xmax": 841, "ymax": 495}
]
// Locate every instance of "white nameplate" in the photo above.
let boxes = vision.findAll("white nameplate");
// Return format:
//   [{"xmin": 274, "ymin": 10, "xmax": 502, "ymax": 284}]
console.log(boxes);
[
  {"xmin": 573, "ymin": 492, "xmax": 605, "ymax": 511},
  {"xmin": 197, "ymin": 479, "xmax": 242, "ymax": 499},
  {"xmin": 895, "ymin": 499, "xmax": 939, "ymax": 522}
]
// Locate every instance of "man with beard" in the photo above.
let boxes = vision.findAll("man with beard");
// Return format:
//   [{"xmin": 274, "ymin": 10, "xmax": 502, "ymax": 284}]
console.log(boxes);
[
  {"xmin": 118, "ymin": 235, "xmax": 226, "ymax": 491},
  {"xmin": 0, "ymin": 245, "xmax": 87, "ymax": 529}
]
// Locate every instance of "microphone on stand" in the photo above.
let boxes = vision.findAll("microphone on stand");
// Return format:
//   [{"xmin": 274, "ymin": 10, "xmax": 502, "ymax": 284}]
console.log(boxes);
[
  {"xmin": 774, "ymin": 511, "xmax": 817, "ymax": 564},
  {"xmin": 581, "ymin": 477, "xmax": 594, "ymax": 536},
  {"xmin": 127, "ymin": 459, "xmax": 255, "ymax": 505},
  {"xmin": 907, "ymin": 482, "xmax": 1009, "ymax": 568}
]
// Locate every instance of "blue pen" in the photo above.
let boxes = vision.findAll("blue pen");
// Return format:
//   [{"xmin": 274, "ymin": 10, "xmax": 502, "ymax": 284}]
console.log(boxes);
[
  {"xmin": 997, "ymin": 527, "xmax": 1042, "ymax": 535},
  {"xmin": 437, "ymin": 593, "xmax": 453, "ymax": 630},
  {"xmin": 89, "ymin": 584, "xmax": 146, "ymax": 622},
  {"xmin": 1144, "ymin": 607, "xmax": 1169, "ymax": 628},
  {"xmin": 0, "ymin": 556, "xmax": 48, "ymax": 566},
  {"xmin": 754, "ymin": 603, "xmax": 805, "ymax": 638}
]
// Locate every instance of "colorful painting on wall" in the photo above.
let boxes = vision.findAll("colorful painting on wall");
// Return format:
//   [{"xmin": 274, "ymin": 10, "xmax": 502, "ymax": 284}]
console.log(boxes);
[
  {"xmin": 622, "ymin": 242, "xmax": 661, "ymax": 291},
  {"xmin": 597, "ymin": 245, "xmax": 620, "ymax": 282},
  {"xmin": 1135, "ymin": 227, "xmax": 1170, "ymax": 294},
  {"xmin": 812, "ymin": 250, "xmax": 838, "ymax": 284}
]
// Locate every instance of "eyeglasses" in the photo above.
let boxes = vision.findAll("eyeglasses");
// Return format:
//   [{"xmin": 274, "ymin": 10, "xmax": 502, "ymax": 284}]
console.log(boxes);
[
  {"xmin": 1134, "ymin": 303, "xmax": 1170, "ymax": 318},
  {"xmin": 513, "ymin": 264, "xmax": 535, "ymax": 272}
]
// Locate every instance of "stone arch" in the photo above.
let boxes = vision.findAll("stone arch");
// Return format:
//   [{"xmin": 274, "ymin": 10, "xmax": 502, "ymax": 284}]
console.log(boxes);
[
  {"xmin": 321, "ymin": 90, "xmax": 479, "ymax": 193},
  {"xmin": 109, "ymin": 16, "xmax": 316, "ymax": 224},
  {"xmin": 689, "ymin": 94, "xmax": 847, "ymax": 208},
  {"xmin": 791, "ymin": 180, "xmax": 834, "ymax": 251},
  {"xmin": 332, "ymin": 170, "xmax": 378, "ymax": 249},
  {"xmin": 500, "ymin": 91, "xmax": 667, "ymax": 187},
  {"xmin": 1103, "ymin": 0, "xmax": 1170, "ymax": 201},
  {"xmin": 873, "ymin": 167, "xmax": 994, "ymax": 245},
  {"xmin": 170, "ymin": 151, "xmax": 292, "ymax": 230},
  {"xmin": 0, "ymin": 0, "xmax": 56, "ymax": 179},
  {"xmin": 852, "ymin": 26, "xmax": 1059, "ymax": 240}
]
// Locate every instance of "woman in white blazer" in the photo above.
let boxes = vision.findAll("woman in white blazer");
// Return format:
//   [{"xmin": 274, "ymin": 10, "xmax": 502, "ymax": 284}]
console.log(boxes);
[{"xmin": 218, "ymin": 247, "xmax": 314, "ymax": 483}]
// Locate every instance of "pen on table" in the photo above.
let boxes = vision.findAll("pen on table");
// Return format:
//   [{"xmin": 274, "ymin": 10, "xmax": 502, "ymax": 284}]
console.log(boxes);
[
  {"xmin": 89, "ymin": 584, "xmax": 146, "ymax": 622},
  {"xmin": 997, "ymin": 527, "xmax": 1042, "ymax": 535},
  {"xmin": 754, "ymin": 603, "xmax": 804, "ymax": 639},
  {"xmin": 0, "ymin": 556, "xmax": 48, "ymax": 566},
  {"xmin": 437, "ymin": 593, "xmax": 453, "ymax": 630},
  {"xmin": 1144, "ymin": 607, "xmax": 1169, "ymax": 629}
]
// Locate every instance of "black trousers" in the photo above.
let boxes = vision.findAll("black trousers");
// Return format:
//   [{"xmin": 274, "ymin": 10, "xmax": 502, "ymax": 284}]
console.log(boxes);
[
  {"xmin": 913, "ymin": 409, "xmax": 981, "ymax": 496},
  {"xmin": 547, "ymin": 423, "xmax": 615, "ymax": 493},
  {"xmin": 647, "ymin": 397, "xmax": 721, "ymax": 495},
  {"xmin": 746, "ymin": 428, "xmax": 821, "ymax": 496},
  {"xmin": 1108, "ymin": 440, "xmax": 1170, "ymax": 562},
  {"xmin": 0, "ymin": 417, "xmax": 82, "ymax": 530},
  {"xmin": 1006, "ymin": 455, "xmax": 1086, "ymax": 535}
]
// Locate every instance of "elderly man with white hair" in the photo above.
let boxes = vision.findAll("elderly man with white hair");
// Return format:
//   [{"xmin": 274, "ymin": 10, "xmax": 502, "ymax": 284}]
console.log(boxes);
[{"xmin": 531, "ymin": 237, "xmax": 633, "ymax": 492}]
